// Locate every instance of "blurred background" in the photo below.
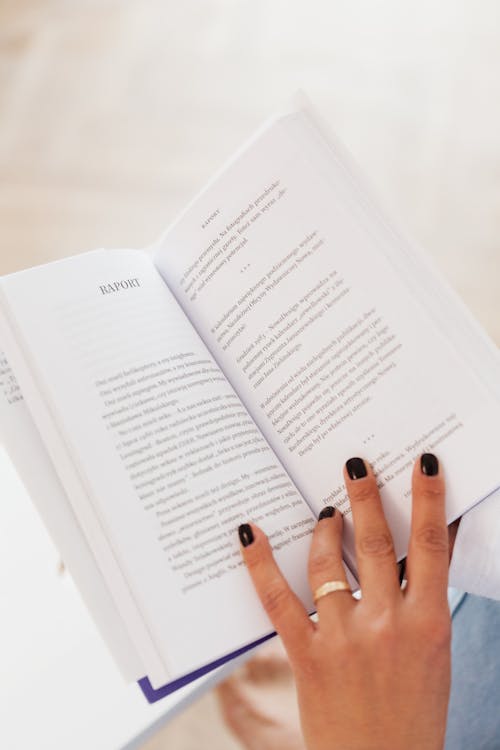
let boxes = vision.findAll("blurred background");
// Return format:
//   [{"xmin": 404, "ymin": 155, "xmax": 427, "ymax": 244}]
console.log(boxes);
[
  {"xmin": 0, "ymin": 0, "xmax": 499, "ymax": 747},
  {"xmin": 1, "ymin": 0, "xmax": 499, "ymax": 342}
]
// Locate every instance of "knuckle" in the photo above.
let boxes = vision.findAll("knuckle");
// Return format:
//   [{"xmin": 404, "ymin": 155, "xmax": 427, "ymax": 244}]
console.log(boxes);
[
  {"xmin": 359, "ymin": 530, "xmax": 394, "ymax": 558},
  {"xmin": 369, "ymin": 614, "xmax": 398, "ymax": 648},
  {"xmin": 415, "ymin": 524, "xmax": 448, "ymax": 553},
  {"xmin": 309, "ymin": 551, "xmax": 339, "ymax": 577},
  {"xmin": 419, "ymin": 485, "xmax": 444, "ymax": 501},
  {"xmin": 328, "ymin": 625, "xmax": 351, "ymax": 653},
  {"xmin": 416, "ymin": 611, "xmax": 451, "ymax": 649},
  {"xmin": 261, "ymin": 581, "xmax": 291, "ymax": 616},
  {"xmin": 431, "ymin": 616, "xmax": 452, "ymax": 648},
  {"xmin": 421, "ymin": 486, "xmax": 443, "ymax": 503},
  {"xmin": 244, "ymin": 546, "xmax": 264, "ymax": 571},
  {"xmin": 349, "ymin": 484, "xmax": 377, "ymax": 503},
  {"xmin": 310, "ymin": 627, "xmax": 353, "ymax": 667}
]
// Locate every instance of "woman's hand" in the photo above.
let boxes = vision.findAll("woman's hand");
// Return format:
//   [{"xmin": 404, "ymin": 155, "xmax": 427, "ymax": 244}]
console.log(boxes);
[{"xmin": 238, "ymin": 454, "xmax": 451, "ymax": 750}]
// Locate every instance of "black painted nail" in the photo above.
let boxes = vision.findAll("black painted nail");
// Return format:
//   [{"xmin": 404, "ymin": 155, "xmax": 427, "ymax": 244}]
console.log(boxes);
[
  {"xmin": 421, "ymin": 453, "xmax": 439, "ymax": 476},
  {"xmin": 346, "ymin": 457, "xmax": 367, "ymax": 480},
  {"xmin": 238, "ymin": 523, "xmax": 254, "ymax": 547},
  {"xmin": 318, "ymin": 506, "xmax": 336, "ymax": 521}
]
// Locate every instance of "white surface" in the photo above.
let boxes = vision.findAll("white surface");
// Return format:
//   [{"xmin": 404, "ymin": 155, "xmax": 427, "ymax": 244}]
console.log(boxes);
[{"xmin": 0, "ymin": 444, "xmax": 207, "ymax": 750}]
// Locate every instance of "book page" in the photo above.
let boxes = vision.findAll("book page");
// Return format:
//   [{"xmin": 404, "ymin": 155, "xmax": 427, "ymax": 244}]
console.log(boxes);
[
  {"xmin": 0, "ymin": 249, "xmax": 315, "ymax": 684},
  {"xmin": 0, "ymin": 349, "xmax": 144, "ymax": 681},
  {"xmin": 155, "ymin": 110, "xmax": 500, "ymax": 573}
]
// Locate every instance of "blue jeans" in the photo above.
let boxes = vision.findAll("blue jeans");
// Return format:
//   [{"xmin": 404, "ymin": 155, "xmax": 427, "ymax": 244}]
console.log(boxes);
[{"xmin": 445, "ymin": 590, "xmax": 500, "ymax": 749}]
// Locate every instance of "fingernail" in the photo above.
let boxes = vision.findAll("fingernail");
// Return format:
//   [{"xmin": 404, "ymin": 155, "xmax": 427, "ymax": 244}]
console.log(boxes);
[
  {"xmin": 421, "ymin": 453, "xmax": 439, "ymax": 476},
  {"xmin": 318, "ymin": 506, "xmax": 336, "ymax": 521},
  {"xmin": 346, "ymin": 457, "xmax": 367, "ymax": 480},
  {"xmin": 238, "ymin": 523, "xmax": 254, "ymax": 547}
]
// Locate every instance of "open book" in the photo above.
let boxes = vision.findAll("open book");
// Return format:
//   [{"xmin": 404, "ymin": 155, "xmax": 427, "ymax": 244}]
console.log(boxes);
[{"xmin": 2, "ymin": 102, "xmax": 500, "ymax": 703}]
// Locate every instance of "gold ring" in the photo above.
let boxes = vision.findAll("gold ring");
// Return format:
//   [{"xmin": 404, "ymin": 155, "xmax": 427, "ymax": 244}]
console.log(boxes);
[{"xmin": 314, "ymin": 580, "xmax": 352, "ymax": 604}]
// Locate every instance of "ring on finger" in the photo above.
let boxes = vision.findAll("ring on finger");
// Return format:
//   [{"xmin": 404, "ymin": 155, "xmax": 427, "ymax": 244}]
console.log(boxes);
[{"xmin": 314, "ymin": 580, "xmax": 352, "ymax": 604}]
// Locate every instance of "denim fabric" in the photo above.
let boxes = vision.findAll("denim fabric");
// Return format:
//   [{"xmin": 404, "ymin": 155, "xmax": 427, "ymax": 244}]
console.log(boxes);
[{"xmin": 445, "ymin": 590, "xmax": 500, "ymax": 749}]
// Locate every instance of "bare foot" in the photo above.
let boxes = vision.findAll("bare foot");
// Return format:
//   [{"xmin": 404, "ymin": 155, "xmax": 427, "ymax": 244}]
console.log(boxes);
[{"xmin": 216, "ymin": 638, "xmax": 305, "ymax": 750}]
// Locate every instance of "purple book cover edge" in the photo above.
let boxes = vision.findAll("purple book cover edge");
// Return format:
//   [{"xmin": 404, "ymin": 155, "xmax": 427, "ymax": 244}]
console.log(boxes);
[{"xmin": 138, "ymin": 633, "xmax": 275, "ymax": 703}]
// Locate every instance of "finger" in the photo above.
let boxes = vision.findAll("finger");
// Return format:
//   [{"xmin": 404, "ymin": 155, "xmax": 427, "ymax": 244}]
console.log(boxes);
[
  {"xmin": 406, "ymin": 453, "xmax": 448, "ymax": 607},
  {"xmin": 238, "ymin": 523, "xmax": 314, "ymax": 660},
  {"xmin": 344, "ymin": 457, "xmax": 400, "ymax": 609},
  {"xmin": 397, "ymin": 517, "xmax": 458, "ymax": 587},
  {"xmin": 308, "ymin": 507, "xmax": 354, "ymax": 624}
]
